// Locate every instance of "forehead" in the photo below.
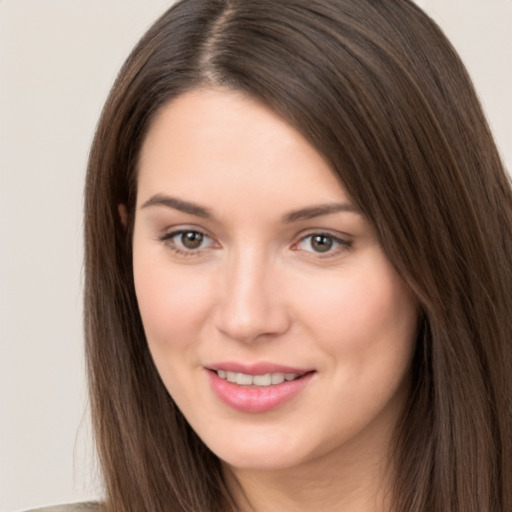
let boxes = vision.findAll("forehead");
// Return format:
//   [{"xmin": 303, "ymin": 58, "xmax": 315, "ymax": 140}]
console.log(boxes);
[{"xmin": 137, "ymin": 88, "xmax": 350, "ymax": 211}]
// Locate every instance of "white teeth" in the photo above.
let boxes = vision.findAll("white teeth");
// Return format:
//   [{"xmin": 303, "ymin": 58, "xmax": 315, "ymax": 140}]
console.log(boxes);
[
  {"xmin": 216, "ymin": 370, "xmax": 302, "ymax": 386},
  {"xmin": 253, "ymin": 374, "xmax": 272, "ymax": 386},
  {"xmin": 271, "ymin": 373, "xmax": 285, "ymax": 385},
  {"xmin": 236, "ymin": 373, "xmax": 253, "ymax": 386}
]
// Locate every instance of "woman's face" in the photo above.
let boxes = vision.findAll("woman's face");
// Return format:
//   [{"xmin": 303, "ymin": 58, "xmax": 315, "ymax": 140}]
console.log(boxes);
[{"xmin": 132, "ymin": 88, "xmax": 418, "ymax": 471}]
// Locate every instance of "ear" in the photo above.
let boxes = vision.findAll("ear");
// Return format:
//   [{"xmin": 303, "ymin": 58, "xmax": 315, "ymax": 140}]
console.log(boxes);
[{"xmin": 118, "ymin": 204, "xmax": 128, "ymax": 228}]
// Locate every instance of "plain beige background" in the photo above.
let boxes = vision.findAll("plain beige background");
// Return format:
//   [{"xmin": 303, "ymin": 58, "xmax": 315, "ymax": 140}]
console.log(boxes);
[{"xmin": 1, "ymin": 1, "xmax": 511, "ymax": 511}]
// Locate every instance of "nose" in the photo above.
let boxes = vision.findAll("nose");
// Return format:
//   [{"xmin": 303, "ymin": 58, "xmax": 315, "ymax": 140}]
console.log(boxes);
[{"xmin": 213, "ymin": 248, "xmax": 291, "ymax": 343}]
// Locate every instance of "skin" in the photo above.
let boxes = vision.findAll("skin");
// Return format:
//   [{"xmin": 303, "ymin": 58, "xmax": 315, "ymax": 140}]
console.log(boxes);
[{"xmin": 132, "ymin": 88, "xmax": 418, "ymax": 511}]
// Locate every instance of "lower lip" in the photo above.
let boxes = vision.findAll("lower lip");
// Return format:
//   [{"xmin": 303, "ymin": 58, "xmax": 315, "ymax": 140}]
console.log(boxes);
[{"xmin": 207, "ymin": 371, "xmax": 314, "ymax": 413}]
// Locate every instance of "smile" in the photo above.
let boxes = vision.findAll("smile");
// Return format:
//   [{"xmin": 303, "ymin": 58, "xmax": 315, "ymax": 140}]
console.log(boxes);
[
  {"xmin": 215, "ymin": 370, "xmax": 302, "ymax": 387},
  {"xmin": 208, "ymin": 366, "xmax": 315, "ymax": 413}
]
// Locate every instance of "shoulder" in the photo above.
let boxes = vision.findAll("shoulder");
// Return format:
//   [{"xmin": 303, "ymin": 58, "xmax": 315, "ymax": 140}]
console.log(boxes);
[{"xmin": 24, "ymin": 503, "xmax": 100, "ymax": 512}]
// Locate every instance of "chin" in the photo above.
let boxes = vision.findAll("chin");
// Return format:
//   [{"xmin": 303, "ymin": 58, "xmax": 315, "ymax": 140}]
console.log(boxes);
[
  {"xmin": 200, "ymin": 424, "xmax": 317, "ymax": 471},
  {"xmin": 219, "ymin": 449, "xmax": 304, "ymax": 471}
]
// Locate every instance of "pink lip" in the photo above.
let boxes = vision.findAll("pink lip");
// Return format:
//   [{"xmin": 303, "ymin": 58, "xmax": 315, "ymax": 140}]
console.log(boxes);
[
  {"xmin": 206, "ymin": 365, "xmax": 315, "ymax": 413},
  {"xmin": 207, "ymin": 361, "xmax": 309, "ymax": 375}
]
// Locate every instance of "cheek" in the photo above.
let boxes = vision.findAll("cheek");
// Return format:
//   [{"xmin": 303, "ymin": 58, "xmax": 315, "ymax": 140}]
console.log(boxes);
[
  {"xmin": 291, "ymin": 259, "xmax": 418, "ymax": 438},
  {"xmin": 133, "ymin": 249, "xmax": 214, "ymax": 353},
  {"xmin": 293, "ymin": 258, "xmax": 417, "ymax": 359}
]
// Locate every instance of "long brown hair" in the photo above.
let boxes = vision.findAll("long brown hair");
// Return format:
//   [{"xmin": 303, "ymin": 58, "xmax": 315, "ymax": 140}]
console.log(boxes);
[{"xmin": 84, "ymin": 1, "xmax": 512, "ymax": 510}]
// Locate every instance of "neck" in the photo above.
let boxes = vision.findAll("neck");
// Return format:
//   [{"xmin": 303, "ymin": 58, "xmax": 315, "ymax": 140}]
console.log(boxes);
[{"xmin": 223, "ymin": 424, "xmax": 396, "ymax": 512}]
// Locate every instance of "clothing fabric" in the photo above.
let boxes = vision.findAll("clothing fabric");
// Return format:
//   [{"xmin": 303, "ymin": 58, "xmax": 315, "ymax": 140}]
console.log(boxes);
[{"xmin": 25, "ymin": 503, "xmax": 99, "ymax": 512}]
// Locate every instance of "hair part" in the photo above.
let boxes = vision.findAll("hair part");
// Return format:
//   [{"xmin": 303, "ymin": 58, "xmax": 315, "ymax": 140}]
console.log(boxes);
[{"xmin": 84, "ymin": 1, "xmax": 512, "ymax": 511}]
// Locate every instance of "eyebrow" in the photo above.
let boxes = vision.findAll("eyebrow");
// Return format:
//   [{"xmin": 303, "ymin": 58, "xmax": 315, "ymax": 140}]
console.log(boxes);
[
  {"xmin": 282, "ymin": 202, "xmax": 361, "ymax": 223},
  {"xmin": 140, "ymin": 194, "xmax": 213, "ymax": 218},
  {"xmin": 140, "ymin": 194, "xmax": 361, "ymax": 223}
]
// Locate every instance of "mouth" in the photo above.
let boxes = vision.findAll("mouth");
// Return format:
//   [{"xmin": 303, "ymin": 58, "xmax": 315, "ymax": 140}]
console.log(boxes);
[
  {"xmin": 206, "ymin": 365, "xmax": 315, "ymax": 413},
  {"xmin": 213, "ymin": 369, "xmax": 304, "ymax": 387}
]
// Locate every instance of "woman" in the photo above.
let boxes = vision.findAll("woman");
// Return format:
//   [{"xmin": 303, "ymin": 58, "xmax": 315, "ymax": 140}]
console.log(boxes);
[{"xmin": 79, "ymin": 0, "xmax": 512, "ymax": 511}]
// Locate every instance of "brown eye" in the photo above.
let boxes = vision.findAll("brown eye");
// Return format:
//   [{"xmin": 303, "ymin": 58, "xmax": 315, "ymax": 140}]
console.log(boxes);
[
  {"xmin": 160, "ymin": 229, "xmax": 217, "ymax": 256},
  {"xmin": 294, "ymin": 232, "xmax": 352, "ymax": 256},
  {"xmin": 180, "ymin": 231, "xmax": 204, "ymax": 249},
  {"xmin": 310, "ymin": 235, "xmax": 334, "ymax": 253}
]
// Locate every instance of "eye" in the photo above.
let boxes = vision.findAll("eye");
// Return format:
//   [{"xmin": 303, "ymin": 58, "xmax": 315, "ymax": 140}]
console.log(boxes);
[
  {"xmin": 177, "ymin": 231, "xmax": 206, "ymax": 249},
  {"xmin": 295, "ymin": 233, "xmax": 352, "ymax": 255},
  {"xmin": 159, "ymin": 229, "xmax": 216, "ymax": 255}
]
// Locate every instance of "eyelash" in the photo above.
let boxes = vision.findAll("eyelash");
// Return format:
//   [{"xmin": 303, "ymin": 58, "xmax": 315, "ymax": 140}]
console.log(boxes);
[
  {"xmin": 158, "ymin": 229, "xmax": 353, "ymax": 258},
  {"xmin": 158, "ymin": 229, "xmax": 216, "ymax": 257},
  {"xmin": 292, "ymin": 232, "xmax": 353, "ymax": 258}
]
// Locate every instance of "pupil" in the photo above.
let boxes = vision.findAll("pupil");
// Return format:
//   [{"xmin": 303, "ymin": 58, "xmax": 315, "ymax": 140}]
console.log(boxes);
[
  {"xmin": 311, "ymin": 235, "xmax": 333, "ymax": 253},
  {"xmin": 181, "ymin": 231, "xmax": 203, "ymax": 249}
]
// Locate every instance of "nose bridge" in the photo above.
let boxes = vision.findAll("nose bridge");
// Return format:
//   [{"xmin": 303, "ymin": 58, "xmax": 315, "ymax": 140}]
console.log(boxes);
[{"xmin": 215, "ymin": 244, "xmax": 288, "ymax": 342}]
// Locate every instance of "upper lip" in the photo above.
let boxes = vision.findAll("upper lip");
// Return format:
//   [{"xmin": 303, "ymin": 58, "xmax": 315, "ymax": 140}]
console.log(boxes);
[{"xmin": 206, "ymin": 361, "xmax": 312, "ymax": 375}]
